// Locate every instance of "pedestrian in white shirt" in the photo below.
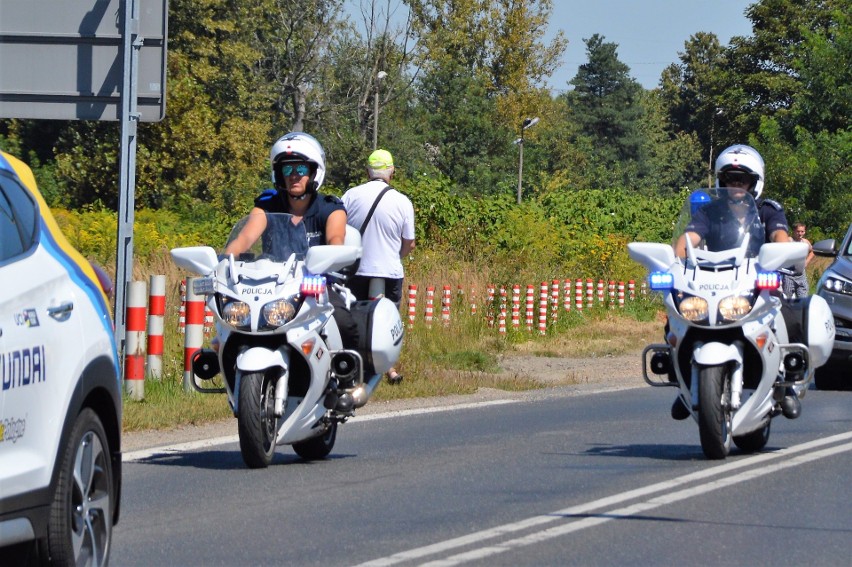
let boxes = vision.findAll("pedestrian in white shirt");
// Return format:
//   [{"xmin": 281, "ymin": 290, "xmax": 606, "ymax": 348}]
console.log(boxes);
[{"xmin": 342, "ymin": 149, "xmax": 415, "ymax": 384}]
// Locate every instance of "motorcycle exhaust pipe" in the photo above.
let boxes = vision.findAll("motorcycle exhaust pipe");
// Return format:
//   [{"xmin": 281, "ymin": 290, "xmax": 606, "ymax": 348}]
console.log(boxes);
[{"xmin": 191, "ymin": 349, "xmax": 221, "ymax": 380}]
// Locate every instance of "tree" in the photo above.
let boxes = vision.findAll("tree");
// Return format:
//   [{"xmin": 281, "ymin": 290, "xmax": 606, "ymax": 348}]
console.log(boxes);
[
  {"xmin": 658, "ymin": 32, "xmax": 731, "ymax": 173},
  {"xmin": 251, "ymin": 0, "xmax": 345, "ymax": 132},
  {"xmin": 416, "ymin": 63, "xmax": 514, "ymax": 194},
  {"xmin": 566, "ymin": 35, "xmax": 645, "ymax": 166},
  {"xmin": 789, "ymin": 5, "xmax": 851, "ymax": 135},
  {"xmin": 723, "ymin": 0, "xmax": 844, "ymax": 140},
  {"xmin": 407, "ymin": 0, "xmax": 566, "ymax": 194}
]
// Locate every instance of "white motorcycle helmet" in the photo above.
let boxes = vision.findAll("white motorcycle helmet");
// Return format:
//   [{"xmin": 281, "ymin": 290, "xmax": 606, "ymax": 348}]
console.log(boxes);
[
  {"xmin": 270, "ymin": 132, "xmax": 326, "ymax": 195},
  {"xmin": 714, "ymin": 144, "xmax": 765, "ymax": 199}
]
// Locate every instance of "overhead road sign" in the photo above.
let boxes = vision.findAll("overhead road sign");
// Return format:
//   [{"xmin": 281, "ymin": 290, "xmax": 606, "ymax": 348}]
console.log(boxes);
[{"xmin": 0, "ymin": 0, "xmax": 167, "ymax": 121}]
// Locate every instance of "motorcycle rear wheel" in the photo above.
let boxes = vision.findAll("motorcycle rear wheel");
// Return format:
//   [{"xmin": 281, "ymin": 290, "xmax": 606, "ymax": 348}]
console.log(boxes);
[
  {"xmin": 293, "ymin": 421, "xmax": 337, "ymax": 460},
  {"xmin": 238, "ymin": 371, "xmax": 278, "ymax": 468},
  {"xmin": 698, "ymin": 365, "xmax": 732, "ymax": 459}
]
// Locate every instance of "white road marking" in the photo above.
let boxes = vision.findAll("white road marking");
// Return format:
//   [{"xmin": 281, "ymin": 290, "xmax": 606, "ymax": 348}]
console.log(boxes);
[
  {"xmin": 122, "ymin": 399, "xmax": 519, "ymax": 462},
  {"xmin": 357, "ymin": 431, "xmax": 852, "ymax": 566}
]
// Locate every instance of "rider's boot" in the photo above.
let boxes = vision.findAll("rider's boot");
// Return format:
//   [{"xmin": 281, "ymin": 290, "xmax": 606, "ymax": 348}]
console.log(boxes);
[
  {"xmin": 780, "ymin": 387, "xmax": 801, "ymax": 419},
  {"xmin": 671, "ymin": 396, "xmax": 690, "ymax": 420},
  {"xmin": 335, "ymin": 392, "xmax": 355, "ymax": 414}
]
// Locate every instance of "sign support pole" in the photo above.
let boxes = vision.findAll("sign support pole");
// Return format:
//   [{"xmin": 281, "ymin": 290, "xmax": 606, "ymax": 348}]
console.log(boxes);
[{"xmin": 114, "ymin": 0, "xmax": 141, "ymax": 360}]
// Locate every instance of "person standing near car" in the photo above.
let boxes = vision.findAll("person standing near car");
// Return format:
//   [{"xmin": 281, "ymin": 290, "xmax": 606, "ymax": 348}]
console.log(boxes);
[
  {"xmin": 782, "ymin": 222, "xmax": 814, "ymax": 298},
  {"xmin": 342, "ymin": 149, "xmax": 415, "ymax": 384}
]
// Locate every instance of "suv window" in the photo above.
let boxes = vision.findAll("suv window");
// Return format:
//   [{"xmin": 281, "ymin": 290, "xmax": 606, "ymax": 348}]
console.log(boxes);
[{"xmin": 0, "ymin": 175, "xmax": 37, "ymax": 262}]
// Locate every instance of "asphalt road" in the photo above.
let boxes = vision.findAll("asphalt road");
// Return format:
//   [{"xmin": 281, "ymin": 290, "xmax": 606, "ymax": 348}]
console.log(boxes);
[{"xmin": 112, "ymin": 385, "xmax": 852, "ymax": 566}]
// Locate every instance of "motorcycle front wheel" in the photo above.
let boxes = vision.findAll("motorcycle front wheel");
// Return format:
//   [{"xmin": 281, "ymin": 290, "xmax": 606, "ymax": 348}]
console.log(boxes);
[
  {"xmin": 733, "ymin": 419, "xmax": 771, "ymax": 453},
  {"xmin": 698, "ymin": 365, "xmax": 732, "ymax": 459},
  {"xmin": 238, "ymin": 371, "xmax": 278, "ymax": 468},
  {"xmin": 292, "ymin": 421, "xmax": 338, "ymax": 460}
]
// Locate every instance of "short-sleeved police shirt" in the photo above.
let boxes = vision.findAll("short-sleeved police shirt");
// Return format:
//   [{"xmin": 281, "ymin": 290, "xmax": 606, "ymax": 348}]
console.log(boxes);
[
  {"xmin": 685, "ymin": 198, "xmax": 788, "ymax": 254},
  {"xmin": 254, "ymin": 189, "xmax": 345, "ymax": 247}
]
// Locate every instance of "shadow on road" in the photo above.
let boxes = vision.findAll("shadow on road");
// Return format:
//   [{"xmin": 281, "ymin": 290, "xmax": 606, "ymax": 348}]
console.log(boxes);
[
  {"xmin": 583, "ymin": 443, "xmax": 708, "ymax": 460},
  {"xmin": 131, "ymin": 449, "xmax": 356, "ymax": 470}
]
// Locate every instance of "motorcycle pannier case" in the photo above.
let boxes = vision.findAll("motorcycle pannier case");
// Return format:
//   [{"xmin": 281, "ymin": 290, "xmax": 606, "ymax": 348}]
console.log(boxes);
[
  {"xmin": 783, "ymin": 295, "xmax": 834, "ymax": 368},
  {"xmin": 350, "ymin": 298, "xmax": 404, "ymax": 375}
]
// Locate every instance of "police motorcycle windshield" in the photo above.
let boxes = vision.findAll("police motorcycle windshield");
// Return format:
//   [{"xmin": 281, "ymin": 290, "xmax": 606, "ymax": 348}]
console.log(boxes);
[
  {"xmin": 224, "ymin": 212, "xmax": 309, "ymax": 261},
  {"xmin": 673, "ymin": 188, "xmax": 765, "ymax": 261}
]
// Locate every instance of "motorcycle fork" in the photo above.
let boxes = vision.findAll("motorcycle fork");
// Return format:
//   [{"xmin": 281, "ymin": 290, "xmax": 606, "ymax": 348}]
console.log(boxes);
[
  {"xmin": 274, "ymin": 371, "xmax": 289, "ymax": 417},
  {"xmin": 690, "ymin": 342, "xmax": 744, "ymax": 410}
]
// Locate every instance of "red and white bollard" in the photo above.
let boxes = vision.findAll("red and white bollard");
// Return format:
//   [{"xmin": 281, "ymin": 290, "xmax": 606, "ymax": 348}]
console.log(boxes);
[
  {"xmin": 183, "ymin": 277, "xmax": 206, "ymax": 392},
  {"xmin": 486, "ymin": 284, "xmax": 495, "ymax": 328},
  {"xmin": 441, "ymin": 285, "xmax": 452, "ymax": 325},
  {"xmin": 596, "ymin": 279, "xmax": 605, "ymax": 306},
  {"xmin": 618, "ymin": 281, "xmax": 626, "ymax": 308},
  {"xmin": 425, "ymin": 286, "xmax": 435, "ymax": 327},
  {"xmin": 125, "ymin": 280, "xmax": 147, "ymax": 400},
  {"xmin": 575, "ymin": 278, "xmax": 584, "ymax": 311},
  {"xmin": 538, "ymin": 282, "xmax": 548, "ymax": 335},
  {"xmin": 550, "ymin": 279, "xmax": 559, "ymax": 322},
  {"xmin": 563, "ymin": 279, "xmax": 572, "ymax": 312},
  {"xmin": 525, "ymin": 284, "xmax": 535, "ymax": 331},
  {"xmin": 203, "ymin": 306, "xmax": 215, "ymax": 336},
  {"xmin": 628, "ymin": 280, "xmax": 636, "ymax": 301},
  {"xmin": 498, "ymin": 309, "xmax": 507, "ymax": 335},
  {"xmin": 608, "ymin": 280, "xmax": 616, "ymax": 309},
  {"xmin": 511, "ymin": 284, "xmax": 520, "ymax": 329},
  {"xmin": 586, "ymin": 278, "xmax": 594, "ymax": 309},
  {"xmin": 470, "ymin": 287, "xmax": 477, "ymax": 316},
  {"xmin": 146, "ymin": 275, "xmax": 166, "ymax": 380},
  {"xmin": 178, "ymin": 279, "xmax": 187, "ymax": 334},
  {"xmin": 407, "ymin": 284, "xmax": 417, "ymax": 327}
]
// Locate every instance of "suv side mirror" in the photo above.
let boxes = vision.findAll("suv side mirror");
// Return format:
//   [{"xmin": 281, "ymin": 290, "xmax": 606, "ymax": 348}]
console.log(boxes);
[{"xmin": 812, "ymin": 239, "xmax": 837, "ymax": 257}]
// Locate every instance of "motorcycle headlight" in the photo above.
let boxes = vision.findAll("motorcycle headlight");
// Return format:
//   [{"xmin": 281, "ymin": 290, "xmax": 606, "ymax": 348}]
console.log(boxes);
[
  {"xmin": 678, "ymin": 296, "xmax": 709, "ymax": 321},
  {"xmin": 222, "ymin": 300, "xmax": 251, "ymax": 329},
  {"xmin": 719, "ymin": 295, "xmax": 754, "ymax": 322},
  {"xmin": 262, "ymin": 298, "xmax": 298, "ymax": 329}
]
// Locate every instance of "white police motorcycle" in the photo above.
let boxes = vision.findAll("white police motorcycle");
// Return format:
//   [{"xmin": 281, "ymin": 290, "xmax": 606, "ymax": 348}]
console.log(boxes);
[
  {"xmin": 171, "ymin": 213, "xmax": 403, "ymax": 468},
  {"xmin": 629, "ymin": 189, "xmax": 835, "ymax": 459}
]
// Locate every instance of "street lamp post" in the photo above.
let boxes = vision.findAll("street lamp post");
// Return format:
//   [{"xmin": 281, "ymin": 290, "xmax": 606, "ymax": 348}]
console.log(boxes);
[
  {"xmin": 516, "ymin": 117, "xmax": 540, "ymax": 204},
  {"xmin": 708, "ymin": 108, "xmax": 723, "ymax": 188},
  {"xmin": 373, "ymin": 70, "xmax": 388, "ymax": 150}
]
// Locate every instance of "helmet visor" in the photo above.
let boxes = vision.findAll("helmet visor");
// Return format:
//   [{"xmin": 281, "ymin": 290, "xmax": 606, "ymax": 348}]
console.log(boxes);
[
  {"xmin": 719, "ymin": 170, "xmax": 754, "ymax": 188},
  {"xmin": 281, "ymin": 163, "xmax": 311, "ymax": 177}
]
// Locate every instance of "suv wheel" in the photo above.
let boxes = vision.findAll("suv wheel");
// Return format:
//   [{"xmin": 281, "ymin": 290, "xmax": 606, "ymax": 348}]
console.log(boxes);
[{"xmin": 47, "ymin": 408, "xmax": 114, "ymax": 566}]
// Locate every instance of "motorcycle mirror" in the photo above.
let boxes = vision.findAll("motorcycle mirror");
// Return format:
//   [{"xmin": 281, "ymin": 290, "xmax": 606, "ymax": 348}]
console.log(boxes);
[
  {"xmin": 757, "ymin": 242, "xmax": 809, "ymax": 272},
  {"xmin": 171, "ymin": 246, "xmax": 218, "ymax": 275}
]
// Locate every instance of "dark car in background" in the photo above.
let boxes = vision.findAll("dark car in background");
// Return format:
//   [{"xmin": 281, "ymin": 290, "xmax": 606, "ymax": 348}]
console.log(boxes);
[{"xmin": 813, "ymin": 222, "xmax": 852, "ymax": 390}]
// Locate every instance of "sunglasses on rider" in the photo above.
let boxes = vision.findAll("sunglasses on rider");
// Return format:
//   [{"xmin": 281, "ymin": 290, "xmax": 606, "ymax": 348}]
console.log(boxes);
[
  {"xmin": 720, "ymin": 171, "xmax": 752, "ymax": 186},
  {"xmin": 281, "ymin": 163, "xmax": 311, "ymax": 177}
]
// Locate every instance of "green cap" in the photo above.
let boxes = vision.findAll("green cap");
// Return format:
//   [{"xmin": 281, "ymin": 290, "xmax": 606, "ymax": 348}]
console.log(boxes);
[{"xmin": 368, "ymin": 149, "xmax": 394, "ymax": 170}]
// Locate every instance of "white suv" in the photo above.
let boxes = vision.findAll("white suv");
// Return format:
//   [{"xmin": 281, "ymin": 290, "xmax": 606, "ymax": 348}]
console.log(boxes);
[{"xmin": 0, "ymin": 150, "xmax": 122, "ymax": 565}]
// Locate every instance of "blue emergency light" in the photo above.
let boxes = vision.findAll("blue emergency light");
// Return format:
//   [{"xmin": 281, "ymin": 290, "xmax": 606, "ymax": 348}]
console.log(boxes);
[
  {"xmin": 300, "ymin": 275, "xmax": 327, "ymax": 297},
  {"xmin": 649, "ymin": 272, "xmax": 674, "ymax": 291}
]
